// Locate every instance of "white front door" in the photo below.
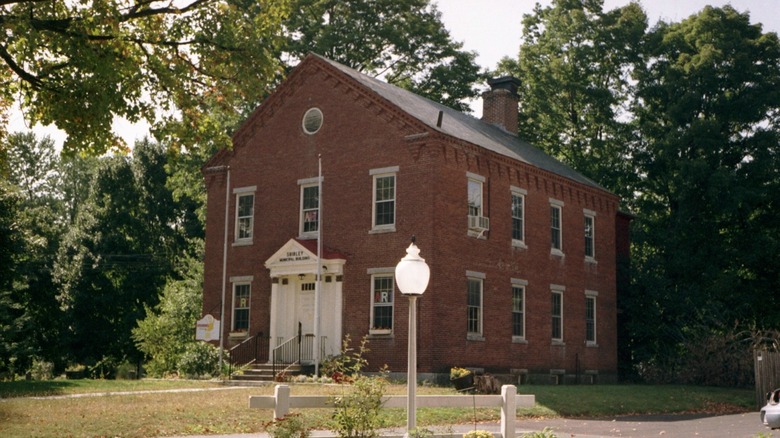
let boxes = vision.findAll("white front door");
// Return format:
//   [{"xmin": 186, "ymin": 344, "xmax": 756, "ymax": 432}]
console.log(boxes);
[{"xmin": 296, "ymin": 279, "xmax": 315, "ymax": 335}]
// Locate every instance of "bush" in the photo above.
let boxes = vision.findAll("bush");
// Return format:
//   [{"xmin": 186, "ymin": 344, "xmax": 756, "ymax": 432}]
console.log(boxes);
[
  {"xmin": 463, "ymin": 431, "xmax": 493, "ymax": 438},
  {"xmin": 177, "ymin": 342, "xmax": 223, "ymax": 378},
  {"xmin": 331, "ymin": 374, "xmax": 388, "ymax": 438},
  {"xmin": 29, "ymin": 359, "xmax": 54, "ymax": 381},
  {"xmin": 264, "ymin": 413, "xmax": 311, "ymax": 438}
]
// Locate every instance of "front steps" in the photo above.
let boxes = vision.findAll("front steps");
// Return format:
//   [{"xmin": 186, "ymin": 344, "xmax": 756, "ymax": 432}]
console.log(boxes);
[{"xmin": 228, "ymin": 363, "xmax": 303, "ymax": 384}]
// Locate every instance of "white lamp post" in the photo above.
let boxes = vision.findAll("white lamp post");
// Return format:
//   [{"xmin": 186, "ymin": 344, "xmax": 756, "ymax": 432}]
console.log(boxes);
[{"xmin": 395, "ymin": 237, "xmax": 430, "ymax": 436}]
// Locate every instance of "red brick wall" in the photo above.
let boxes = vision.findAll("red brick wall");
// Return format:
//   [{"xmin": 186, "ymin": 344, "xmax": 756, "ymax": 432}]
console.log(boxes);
[{"xmin": 203, "ymin": 57, "xmax": 620, "ymax": 378}]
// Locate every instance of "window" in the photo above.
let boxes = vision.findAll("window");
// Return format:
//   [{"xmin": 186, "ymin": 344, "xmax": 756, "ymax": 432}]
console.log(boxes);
[
  {"xmin": 585, "ymin": 291, "xmax": 598, "ymax": 345},
  {"xmin": 298, "ymin": 178, "xmax": 321, "ymax": 237},
  {"xmin": 584, "ymin": 210, "xmax": 596, "ymax": 260},
  {"xmin": 233, "ymin": 186, "xmax": 256, "ymax": 244},
  {"xmin": 511, "ymin": 186, "xmax": 526, "ymax": 246},
  {"xmin": 302, "ymin": 107, "xmax": 323, "ymax": 134},
  {"xmin": 467, "ymin": 173, "xmax": 488, "ymax": 237},
  {"xmin": 370, "ymin": 274, "xmax": 394, "ymax": 333},
  {"xmin": 511, "ymin": 279, "xmax": 527, "ymax": 340},
  {"xmin": 233, "ymin": 282, "xmax": 251, "ymax": 332},
  {"xmin": 550, "ymin": 199, "xmax": 564, "ymax": 254},
  {"xmin": 551, "ymin": 285, "xmax": 565, "ymax": 343},
  {"xmin": 467, "ymin": 173, "xmax": 484, "ymax": 217},
  {"xmin": 370, "ymin": 167, "xmax": 398, "ymax": 232},
  {"xmin": 467, "ymin": 272, "xmax": 484, "ymax": 338}
]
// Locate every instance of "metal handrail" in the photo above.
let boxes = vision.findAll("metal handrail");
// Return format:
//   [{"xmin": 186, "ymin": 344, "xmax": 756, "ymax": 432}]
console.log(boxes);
[
  {"xmin": 273, "ymin": 323, "xmax": 302, "ymax": 378},
  {"xmin": 227, "ymin": 332, "xmax": 269, "ymax": 376}
]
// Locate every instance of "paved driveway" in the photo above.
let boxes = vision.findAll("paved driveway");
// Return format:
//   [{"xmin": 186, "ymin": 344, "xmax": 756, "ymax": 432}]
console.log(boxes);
[
  {"xmin": 515, "ymin": 412, "xmax": 767, "ymax": 437},
  {"xmin": 181, "ymin": 412, "xmax": 770, "ymax": 438}
]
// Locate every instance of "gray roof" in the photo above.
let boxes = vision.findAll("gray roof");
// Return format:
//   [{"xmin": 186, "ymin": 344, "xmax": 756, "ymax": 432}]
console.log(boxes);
[{"xmin": 316, "ymin": 54, "xmax": 604, "ymax": 191}]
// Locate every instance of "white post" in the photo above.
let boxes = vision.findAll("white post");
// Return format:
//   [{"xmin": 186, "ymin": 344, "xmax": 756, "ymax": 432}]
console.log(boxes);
[
  {"xmin": 501, "ymin": 384, "xmax": 517, "ymax": 438},
  {"xmin": 406, "ymin": 295, "xmax": 418, "ymax": 435},
  {"xmin": 314, "ymin": 155, "xmax": 322, "ymax": 376},
  {"xmin": 274, "ymin": 384, "xmax": 291, "ymax": 420},
  {"xmin": 218, "ymin": 167, "xmax": 230, "ymax": 372}
]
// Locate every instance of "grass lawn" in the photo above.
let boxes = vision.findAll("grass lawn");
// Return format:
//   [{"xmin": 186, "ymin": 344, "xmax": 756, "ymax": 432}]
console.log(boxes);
[{"xmin": 0, "ymin": 379, "xmax": 755, "ymax": 437}]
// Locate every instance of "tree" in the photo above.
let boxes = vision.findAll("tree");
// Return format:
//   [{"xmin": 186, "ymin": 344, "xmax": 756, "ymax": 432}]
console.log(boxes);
[
  {"xmin": 627, "ymin": 6, "xmax": 780, "ymax": 381},
  {"xmin": 3, "ymin": 133, "xmax": 73, "ymax": 372},
  {"xmin": 496, "ymin": 0, "xmax": 646, "ymax": 200},
  {"xmin": 54, "ymin": 139, "xmax": 187, "ymax": 366},
  {"xmin": 281, "ymin": 0, "xmax": 484, "ymax": 112},
  {"xmin": 1, "ymin": 0, "xmax": 289, "ymax": 155},
  {"xmin": 133, "ymin": 241, "xmax": 204, "ymax": 377}
]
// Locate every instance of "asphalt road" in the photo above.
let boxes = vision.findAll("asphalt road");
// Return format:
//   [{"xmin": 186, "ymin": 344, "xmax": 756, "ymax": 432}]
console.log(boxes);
[{"xmin": 180, "ymin": 412, "xmax": 771, "ymax": 438}]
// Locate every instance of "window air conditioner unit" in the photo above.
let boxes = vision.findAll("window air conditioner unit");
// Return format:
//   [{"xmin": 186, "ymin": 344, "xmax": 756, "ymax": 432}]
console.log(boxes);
[{"xmin": 468, "ymin": 215, "xmax": 490, "ymax": 231}]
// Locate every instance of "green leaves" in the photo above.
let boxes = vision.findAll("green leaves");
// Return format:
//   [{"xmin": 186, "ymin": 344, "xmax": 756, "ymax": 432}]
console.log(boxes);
[{"xmin": 2, "ymin": 0, "xmax": 290, "ymax": 155}]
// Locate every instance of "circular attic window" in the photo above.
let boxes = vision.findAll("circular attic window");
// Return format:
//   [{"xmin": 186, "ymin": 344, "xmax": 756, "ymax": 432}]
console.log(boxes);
[{"xmin": 302, "ymin": 108, "xmax": 323, "ymax": 134}]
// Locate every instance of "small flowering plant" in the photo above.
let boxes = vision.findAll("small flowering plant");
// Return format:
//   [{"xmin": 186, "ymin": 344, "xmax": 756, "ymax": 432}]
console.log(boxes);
[
  {"xmin": 463, "ymin": 430, "xmax": 493, "ymax": 438},
  {"xmin": 450, "ymin": 367, "xmax": 472, "ymax": 380}
]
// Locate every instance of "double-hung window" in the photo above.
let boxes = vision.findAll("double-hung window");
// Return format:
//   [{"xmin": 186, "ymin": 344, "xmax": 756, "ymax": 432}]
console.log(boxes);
[
  {"xmin": 467, "ymin": 172, "xmax": 488, "ymax": 237},
  {"xmin": 550, "ymin": 198, "xmax": 564, "ymax": 255},
  {"xmin": 370, "ymin": 166, "xmax": 398, "ymax": 232},
  {"xmin": 233, "ymin": 186, "xmax": 256, "ymax": 245},
  {"xmin": 511, "ymin": 278, "xmax": 527, "ymax": 341},
  {"xmin": 298, "ymin": 177, "xmax": 321, "ymax": 238},
  {"xmin": 584, "ymin": 209, "xmax": 596, "ymax": 261},
  {"xmin": 467, "ymin": 271, "xmax": 485, "ymax": 339},
  {"xmin": 231, "ymin": 277, "xmax": 253, "ymax": 333},
  {"xmin": 369, "ymin": 269, "xmax": 395, "ymax": 334},
  {"xmin": 551, "ymin": 285, "xmax": 565, "ymax": 343},
  {"xmin": 585, "ymin": 290, "xmax": 598, "ymax": 345},
  {"xmin": 511, "ymin": 186, "xmax": 526, "ymax": 247}
]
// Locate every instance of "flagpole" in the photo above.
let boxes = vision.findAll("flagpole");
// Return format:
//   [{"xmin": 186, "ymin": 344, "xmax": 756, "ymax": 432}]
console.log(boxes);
[{"xmin": 314, "ymin": 155, "xmax": 322, "ymax": 376}]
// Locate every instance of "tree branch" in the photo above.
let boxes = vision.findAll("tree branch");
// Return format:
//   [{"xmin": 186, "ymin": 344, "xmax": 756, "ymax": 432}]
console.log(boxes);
[{"xmin": 0, "ymin": 42, "xmax": 43, "ymax": 88}]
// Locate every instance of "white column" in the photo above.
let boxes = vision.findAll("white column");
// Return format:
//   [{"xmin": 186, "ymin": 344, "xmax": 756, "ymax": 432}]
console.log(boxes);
[{"xmin": 268, "ymin": 279, "xmax": 279, "ymax": 357}]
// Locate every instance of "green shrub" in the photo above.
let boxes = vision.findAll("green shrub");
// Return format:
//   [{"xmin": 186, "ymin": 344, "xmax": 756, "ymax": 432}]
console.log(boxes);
[
  {"xmin": 331, "ymin": 374, "xmax": 388, "ymax": 438},
  {"xmin": 29, "ymin": 359, "xmax": 54, "ymax": 381},
  {"xmin": 264, "ymin": 413, "xmax": 311, "ymax": 438},
  {"xmin": 463, "ymin": 430, "xmax": 493, "ymax": 438},
  {"xmin": 521, "ymin": 427, "xmax": 557, "ymax": 438},
  {"xmin": 177, "ymin": 342, "xmax": 222, "ymax": 378}
]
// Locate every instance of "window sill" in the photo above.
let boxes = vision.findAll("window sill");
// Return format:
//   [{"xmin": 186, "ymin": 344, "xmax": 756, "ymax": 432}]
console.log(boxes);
[
  {"xmin": 586, "ymin": 342, "xmax": 598, "ymax": 348},
  {"xmin": 585, "ymin": 256, "xmax": 597, "ymax": 264},
  {"xmin": 229, "ymin": 331, "xmax": 249, "ymax": 340},
  {"xmin": 467, "ymin": 230, "xmax": 488, "ymax": 239},
  {"xmin": 512, "ymin": 240, "xmax": 527, "ymax": 249},
  {"xmin": 368, "ymin": 226, "xmax": 396, "ymax": 235},
  {"xmin": 232, "ymin": 240, "xmax": 253, "ymax": 247},
  {"xmin": 467, "ymin": 333, "xmax": 485, "ymax": 341},
  {"xmin": 550, "ymin": 248, "xmax": 564, "ymax": 257},
  {"xmin": 369, "ymin": 329, "xmax": 392, "ymax": 336},
  {"xmin": 297, "ymin": 233, "xmax": 318, "ymax": 240},
  {"xmin": 551, "ymin": 340, "xmax": 565, "ymax": 346},
  {"xmin": 512, "ymin": 336, "xmax": 528, "ymax": 344}
]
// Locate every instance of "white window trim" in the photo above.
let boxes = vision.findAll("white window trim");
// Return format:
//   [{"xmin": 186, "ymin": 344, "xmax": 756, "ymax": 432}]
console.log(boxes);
[
  {"xmin": 370, "ymin": 166, "xmax": 398, "ymax": 233},
  {"xmin": 551, "ymin": 284, "xmax": 565, "ymax": 345},
  {"xmin": 511, "ymin": 186, "xmax": 527, "ymax": 248},
  {"xmin": 585, "ymin": 290, "xmax": 598, "ymax": 347},
  {"xmin": 467, "ymin": 173, "xmax": 487, "ymax": 239},
  {"xmin": 550, "ymin": 198, "xmax": 564, "ymax": 256},
  {"xmin": 467, "ymin": 271, "xmax": 485, "ymax": 340},
  {"xmin": 584, "ymin": 209, "xmax": 596, "ymax": 263},
  {"xmin": 511, "ymin": 278, "xmax": 528, "ymax": 343},
  {"xmin": 298, "ymin": 177, "xmax": 322, "ymax": 239},
  {"xmin": 233, "ymin": 186, "xmax": 257, "ymax": 246},
  {"xmin": 230, "ymin": 278, "xmax": 253, "ymax": 334},
  {"xmin": 368, "ymin": 268, "xmax": 395, "ymax": 335}
]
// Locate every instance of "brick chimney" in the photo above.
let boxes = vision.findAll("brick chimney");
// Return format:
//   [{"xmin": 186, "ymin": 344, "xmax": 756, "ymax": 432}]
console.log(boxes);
[{"xmin": 481, "ymin": 76, "xmax": 521, "ymax": 134}]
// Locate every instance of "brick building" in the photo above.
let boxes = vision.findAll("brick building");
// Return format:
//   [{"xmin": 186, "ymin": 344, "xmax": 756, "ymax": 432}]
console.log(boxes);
[{"xmin": 202, "ymin": 53, "xmax": 628, "ymax": 383}]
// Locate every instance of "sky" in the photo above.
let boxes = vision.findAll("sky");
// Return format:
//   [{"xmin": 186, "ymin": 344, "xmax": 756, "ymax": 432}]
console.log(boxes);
[{"xmin": 9, "ymin": 0, "xmax": 780, "ymax": 148}]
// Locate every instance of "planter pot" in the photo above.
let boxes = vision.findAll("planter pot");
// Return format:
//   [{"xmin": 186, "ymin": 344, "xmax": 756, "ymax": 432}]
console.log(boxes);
[{"xmin": 450, "ymin": 373, "xmax": 474, "ymax": 391}]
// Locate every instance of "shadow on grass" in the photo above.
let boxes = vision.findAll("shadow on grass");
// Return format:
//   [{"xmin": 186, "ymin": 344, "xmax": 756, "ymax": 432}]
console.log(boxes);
[{"xmin": 0, "ymin": 379, "xmax": 82, "ymax": 399}]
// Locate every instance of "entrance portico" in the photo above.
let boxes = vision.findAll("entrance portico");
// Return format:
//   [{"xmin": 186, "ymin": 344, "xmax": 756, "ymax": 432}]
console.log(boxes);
[{"xmin": 264, "ymin": 238, "xmax": 346, "ymax": 364}]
